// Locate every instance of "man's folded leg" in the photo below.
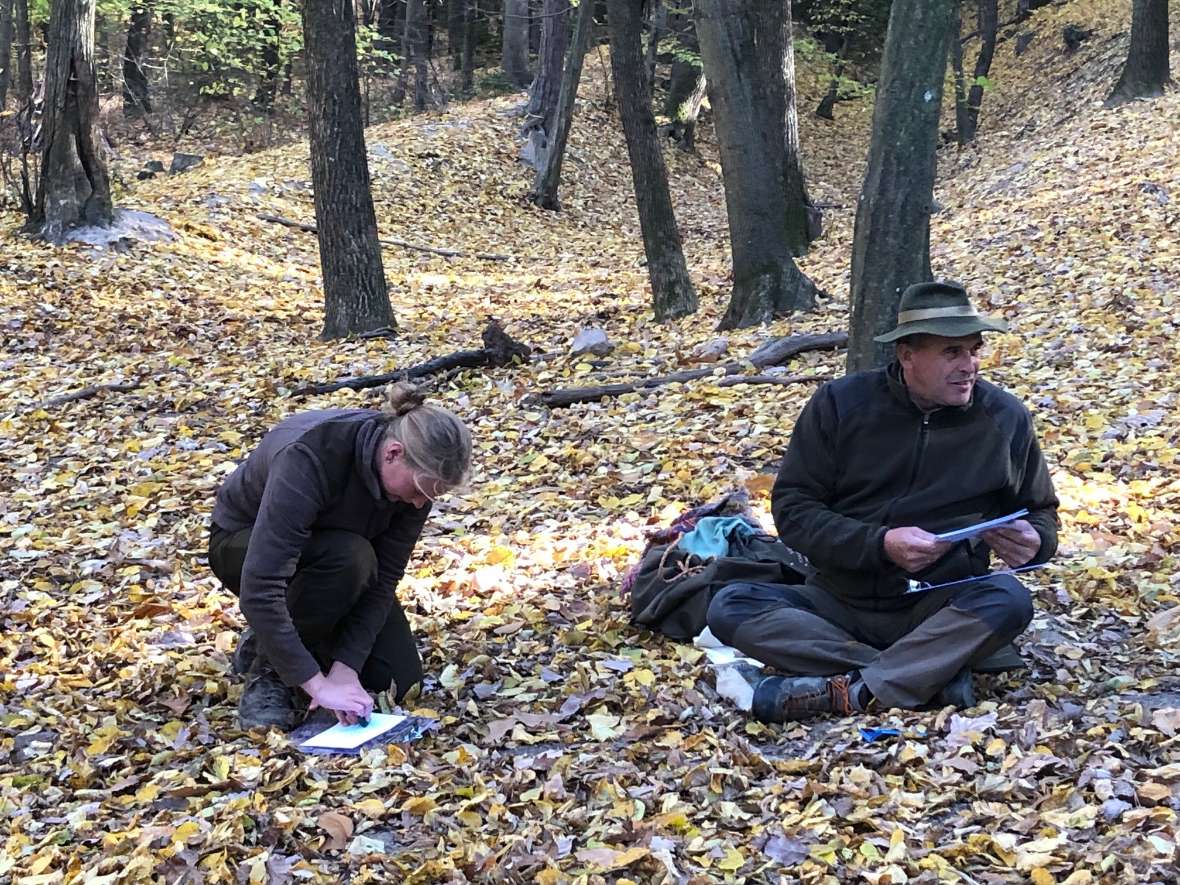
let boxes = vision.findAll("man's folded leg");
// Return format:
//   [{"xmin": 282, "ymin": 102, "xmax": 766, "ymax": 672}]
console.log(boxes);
[{"xmin": 859, "ymin": 574, "xmax": 1033, "ymax": 709}]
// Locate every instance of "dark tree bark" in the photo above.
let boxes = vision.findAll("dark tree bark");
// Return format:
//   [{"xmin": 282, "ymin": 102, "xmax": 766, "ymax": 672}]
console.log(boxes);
[
  {"xmin": 121, "ymin": 2, "xmax": 151, "ymax": 115},
  {"xmin": 696, "ymin": 0, "xmax": 817, "ymax": 329},
  {"xmin": 644, "ymin": 0, "xmax": 663, "ymax": 88},
  {"xmin": 530, "ymin": 0, "xmax": 592, "ymax": 209},
  {"xmin": 952, "ymin": 0, "xmax": 998, "ymax": 144},
  {"xmin": 447, "ymin": 0, "xmax": 464, "ymax": 69},
  {"xmin": 252, "ymin": 0, "xmax": 284, "ymax": 109},
  {"xmin": 847, "ymin": 0, "xmax": 956, "ymax": 372},
  {"xmin": 502, "ymin": 0, "xmax": 530, "ymax": 86},
  {"xmin": 33, "ymin": 0, "xmax": 113, "ymax": 241},
  {"xmin": 13, "ymin": 0, "xmax": 29, "ymax": 101},
  {"xmin": 523, "ymin": 0, "xmax": 569, "ymax": 169},
  {"xmin": 1106, "ymin": 0, "xmax": 1171, "ymax": 107},
  {"xmin": 461, "ymin": 0, "xmax": 475, "ymax": 90},
  {"xmin": 395, "ymin": 0, "xmax": 430, "ymax": 108},
  {"xmin": 528, "ymin": 0, "xmax": 541, "ymax": 53},
  {"xmin": 662, "ymin": 13, "xmax": 705, "ymax": 151},
  {"xmin": 782, "ymin": 0, "xmax": 818, "ymax": 252},
  {"xmin": 378, "ymin": 0, "xmax": 405, "ymax": 62},
  {"xmin": 301, "ymin": 0, "xmax": 394, "ymax": 339},
  {"xmin": 0, "ymin": 0, "xmax": 13, "ymax": 108},
  {"xmin": 607, "ymin": 0, "xmax": 697, "ymax": 322}
]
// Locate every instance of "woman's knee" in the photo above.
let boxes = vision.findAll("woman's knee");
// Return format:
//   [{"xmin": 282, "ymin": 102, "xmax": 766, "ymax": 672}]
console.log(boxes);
[
  {"xmin": 299, "ymin": 532, "xmax": 378, "ymax": 590},
  {"xmin": 361, "ymin": 648, "xmax": 423, "ymax": 701}
]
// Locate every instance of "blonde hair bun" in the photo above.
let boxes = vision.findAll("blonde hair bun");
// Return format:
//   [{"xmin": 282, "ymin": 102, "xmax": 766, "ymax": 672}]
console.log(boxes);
[{"xmin": 381, "ymin": 381, "xmax": 426, "ymax": 417}]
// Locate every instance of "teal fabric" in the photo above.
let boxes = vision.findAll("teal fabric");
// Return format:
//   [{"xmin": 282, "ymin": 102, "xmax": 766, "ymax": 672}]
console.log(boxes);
[{"xmin": 679, "ymin": 516, "xmax": 757, "ymax": 559}]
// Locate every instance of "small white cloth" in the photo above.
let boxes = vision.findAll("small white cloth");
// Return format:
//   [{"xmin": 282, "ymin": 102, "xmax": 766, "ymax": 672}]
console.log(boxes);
[{"xmin": 694, "ymin": 627, "xmax": 763, "ymax": 712}]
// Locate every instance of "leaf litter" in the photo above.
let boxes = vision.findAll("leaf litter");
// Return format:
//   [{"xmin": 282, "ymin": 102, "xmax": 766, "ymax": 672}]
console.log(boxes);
[{"xmin": 2, "ymin": 1, "xmax": 1180, "ymax": 880}]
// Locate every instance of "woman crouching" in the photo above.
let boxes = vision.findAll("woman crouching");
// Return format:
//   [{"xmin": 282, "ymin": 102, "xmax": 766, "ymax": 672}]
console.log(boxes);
[{"xmin": 208, "ymin": 383, "xmax": 471, "ymax": 730}]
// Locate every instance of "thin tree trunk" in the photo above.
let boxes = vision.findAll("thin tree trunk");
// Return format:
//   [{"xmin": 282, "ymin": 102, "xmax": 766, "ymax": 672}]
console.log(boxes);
[
  {"xmin": 606, "ymin": 0, "xmax": 697, "ymax": 321},
  {"xmin": 523, "ymin": 0, "xmax": 569, "ymax": 168},
  {"xmin": 0, "ymin": 0, "xmax": 13, "ymax": 108},
  {"xmin": 448, "ymin": 0, "xmax": 464, "ymax": 69},
  {"xmin": 529, "ymin": 0, "xmax": 541, "ymax": 53},
  {"xmin": 847, "ymin": 0, "xmax": 956, "ymax": 372},
  {"xmin": 301, "ymin": 0, "xmax": 395, "ymax": 339},
  {"xmin": 951, "ymin": 3, "xmax": 970, "ymax": 143},
  {"xmin": 252, "ymin": 0, "xmax": 283, "ymax": 109},
  {"xmin": 122, "ymin": 2, "xmax": 151, "ymax": 115},
  {"xmin": 662, "ymin": 12, "xmax": 704, "ymax": 151},
  {"xmin": 781, "ymin": 0, "xmax": 817, "ymax": 253},
  {"xmin": 1105, "ymin": 0, "xmax": 1171, "ymax": 107},
  {"xmin": 644, "ymin": 0, "xmax": 663, "ymax": 88},
  {"xmin": 461, "ymin": 0, "xmax": 475, "ymax": 90},
  {"xmin": 696, "ymin": 0, "xmax": 817, "ymax": 329},
  {"xmin": 412, "ymin": 0, "xmax": 430, "ymax": 108},
  {"xmin": 13, "ymin": 0, "xmax": 29, "ymax": 101},
  {"xmin": 378, "ymin": 0, "xmax": 405, "ymax": 61},
  {"xmin": 530, "ymin": 0, "xmax": 592, "ymax": 209},
  {"xmin": 960, "ymin": 0, "xmax": 998, "ymax": 142},
  {"xmin": 34, "ymin": 0, "xmax": 113, "ymax": 241},
  {"xmin": 502, "ymin": 0, "xmax": 530, "ymax": 86}
]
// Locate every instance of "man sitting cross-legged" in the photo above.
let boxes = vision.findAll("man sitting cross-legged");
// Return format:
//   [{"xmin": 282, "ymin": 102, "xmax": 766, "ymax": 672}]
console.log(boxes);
[{"xmin": 707, "ymin": 281, "xmax": 1059, "ymax": 722}]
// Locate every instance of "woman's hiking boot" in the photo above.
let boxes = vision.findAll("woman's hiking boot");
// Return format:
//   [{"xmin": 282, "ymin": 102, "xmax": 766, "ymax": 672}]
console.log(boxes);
[
  {"xmin": 752, "ymin": 673, "xmax": 863, "ymax": 722},
  {"xmin": 239, "ymin": 658, "xmax": 299, "ymax": 731},
  {"xmin": 231, "ymin": 627, "xmax": 258, "ymax": 676}
]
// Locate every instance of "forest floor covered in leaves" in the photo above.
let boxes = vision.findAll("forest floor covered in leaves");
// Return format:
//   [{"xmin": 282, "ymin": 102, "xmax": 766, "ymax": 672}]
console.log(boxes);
[{"xmin": 3, "ymin": 1, "xmax": 1180, "ymax": 881}]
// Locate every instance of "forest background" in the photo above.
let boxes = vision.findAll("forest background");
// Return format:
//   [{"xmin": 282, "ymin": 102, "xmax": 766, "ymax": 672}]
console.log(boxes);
[{"xmin": 1, "ymin": 0, "xmax": 1179, "ymax": 881}]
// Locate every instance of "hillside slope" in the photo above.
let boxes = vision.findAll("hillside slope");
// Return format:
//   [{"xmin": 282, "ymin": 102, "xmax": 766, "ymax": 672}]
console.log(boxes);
[{"xmin": 2, "ymin": 1, "xmax": 1179, "ymax": 880}]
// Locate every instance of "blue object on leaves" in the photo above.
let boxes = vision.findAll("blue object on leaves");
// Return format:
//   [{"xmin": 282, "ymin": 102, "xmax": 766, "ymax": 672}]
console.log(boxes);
[{"xmin": 859, "ymin": 727, "xmax": 902, "ymax": 743}]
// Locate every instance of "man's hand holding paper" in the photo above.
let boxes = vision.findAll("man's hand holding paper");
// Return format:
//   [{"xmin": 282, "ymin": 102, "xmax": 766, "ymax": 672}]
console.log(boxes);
[{"xmin": 982, "ymin": 519, "xmax": 1041, "ymax": 568}]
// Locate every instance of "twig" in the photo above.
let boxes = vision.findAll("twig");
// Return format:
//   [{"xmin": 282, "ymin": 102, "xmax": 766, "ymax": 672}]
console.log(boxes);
[
  {"xmin": 43, "ymin": 380, "xmax": 143, "ymax": 407},
  {"xmin": 256, "ymin": 213, "xmax": 515, "ymax": 262}
]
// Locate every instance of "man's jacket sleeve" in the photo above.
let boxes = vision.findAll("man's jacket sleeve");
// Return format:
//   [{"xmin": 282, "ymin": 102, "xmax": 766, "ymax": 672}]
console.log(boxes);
[
  {"xmin": 772, "ymin": 386, "xmax": 889, "ymax": 573},
  {"xmin": 328, "ymin": 503, "xmax": 431, "ymax": 674},
  {"xmin": 1015, "ymin": 421, "xmax": 1059, "ymax": 566}
]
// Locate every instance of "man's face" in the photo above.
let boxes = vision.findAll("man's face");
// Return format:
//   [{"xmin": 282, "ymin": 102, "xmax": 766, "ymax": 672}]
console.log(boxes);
[{"xmin": 897, "ymin": 332, "xmax": 984, "ymax": 410}]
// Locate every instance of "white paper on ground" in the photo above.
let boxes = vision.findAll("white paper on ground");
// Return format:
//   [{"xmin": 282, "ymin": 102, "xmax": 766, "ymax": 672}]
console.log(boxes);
[
  {"xmin": 298, "ymin": 713, "xmax": 407, "ymax": 750},
  {"xmin": 933, "ymin": 509, "xmax": 1029, "ymax": 544}
]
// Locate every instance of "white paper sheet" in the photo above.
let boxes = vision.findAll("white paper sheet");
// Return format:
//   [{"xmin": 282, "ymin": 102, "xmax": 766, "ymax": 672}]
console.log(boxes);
[
  {"xmin": 298, "ymin": 713, "xmax": 406, "ymax": 750},
  {"xmin": 933, "ymin": 508, "xmax": 1029, "ymax": 543}
]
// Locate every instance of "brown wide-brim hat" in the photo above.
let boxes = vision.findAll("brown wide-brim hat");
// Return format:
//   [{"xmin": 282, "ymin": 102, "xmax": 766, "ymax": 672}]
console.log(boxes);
[{"xmin": 874, "ymin": 281, "xmax": 1009, "ymax": 343}]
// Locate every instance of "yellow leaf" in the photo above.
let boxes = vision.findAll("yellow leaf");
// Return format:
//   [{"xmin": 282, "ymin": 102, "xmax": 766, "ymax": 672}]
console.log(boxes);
[
  {"xmin": 1030, "ymin": 869, "xmax": 1055, "ymax": 885},
  {"xmin": 717, "ymin": 847, "xmax": 745, "ymax": 871},
  {"xmin": 400, "ymin": 796, "xmax": 437, "ymax": 816},
  {"xmin": 85, "ymin": 725, "xmax": 120, "ymax": 756},
  {"xmin": 354, "ymin": 797, "xmax": 386, "ymax": 818}
]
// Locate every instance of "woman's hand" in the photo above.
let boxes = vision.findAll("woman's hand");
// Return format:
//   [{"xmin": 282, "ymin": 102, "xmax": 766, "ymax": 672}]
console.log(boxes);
[{"xmin": 301, "ymin": 665, "xmax": 373, "ymax": 725}]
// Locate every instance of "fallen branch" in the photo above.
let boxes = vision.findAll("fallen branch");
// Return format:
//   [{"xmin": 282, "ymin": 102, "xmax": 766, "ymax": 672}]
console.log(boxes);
[
  {"xmin": 716, "ymin": 373, "xmax": 831, "ymax": 388},
  {"xmin": 257, "ymin": 213, "xmax": 514, "ymax": 262},
  {"xmin": 44, "ymin": 379, "xmax": 143, "ymax": 407},
  {"xmin": 532, "ymin": 331, "xmax": 846, "ymax": 408},
  {"xmin": 292, "ymin": 318, "xmax": 531, "ymax": 397}
]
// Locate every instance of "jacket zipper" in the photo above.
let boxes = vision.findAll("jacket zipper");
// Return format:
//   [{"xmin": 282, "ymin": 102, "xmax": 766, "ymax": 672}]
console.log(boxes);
[{"xmin": 877, "ymin": 413, "xmax": 931, "ymax": 600}]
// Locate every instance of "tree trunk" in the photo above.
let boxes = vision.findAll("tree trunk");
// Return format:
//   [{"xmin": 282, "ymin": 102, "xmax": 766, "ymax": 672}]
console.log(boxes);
[
  {"xmin": 252, "ymin": 0, "xmax": 284, "ymax": 109},
  {"xmin": 13, "ymin": 0, "xmax": 29, "ymax": 101},
  {"xmin": 696, "ymin": 0, "xmax": 817, "ymax": 329},
  {"xmin": 301, "ymin": 0, "xmax": 395, "ymax": 339},
  {"xmin": 951, "ymin": 3, "xmax": 969, "ymax": 142},
  {"xmin": 121, "ymin": 2, "xmax": 151, "ymax": 114},
  {"xmin": 461, "ymin": 0, "xmax": 475, "ymax": 90},
  {"xmin": 1105, "ymin": 0, "xmax": 1171, "ymax": 107},
  {"xmin": 847, "ymin": 0, "xmax": 956, "ymax": 372},
  {"xmin": 530, "ymin": 0, "xmax": 591, "ymax": 209},
  {"xmin": 529, "ymin": 0, "xmax": 541, "ymax": 53},
  {"xmin": 956, "ymin": 0, "xmax": 998, "ymax": 143},
  {"xmin": 502, "ymin": 0, "xmax": 530, "ymax": 86},
  {"xmin": 781, "ymin": 0, "xmax": 818, "ymax": 253},
  {"xmin": 448, "ymin": 0, "xmax": 464, "ymax": 69},
  {"xmin": 0, "ymin": 0, "xmax": 13, "ymax": 108},
  {"xmin": 33, "ymin": 0, "xmax": 113, "ymax": 241},
  {"xmin": 662, "ymin": 14, "xmax": 705, "ymax": 151},
  {"xmin": 606, "ymin": 0, "xmax": 697, "ymax": 321},
  {"xmin": 523, "ymin": 0, "xmax": 569, "ymax": 166},
  {"xmin": 396, "ymin": 0, "xmax": 429, "ymax": 107},
  {"xmin": 378, "ymin": 0, "xmax": 405, "ymax": 62},
  {"xmin": 644, "ymin": 0, "xmax": 663, "ymax": 88}
]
